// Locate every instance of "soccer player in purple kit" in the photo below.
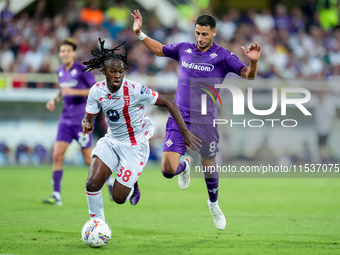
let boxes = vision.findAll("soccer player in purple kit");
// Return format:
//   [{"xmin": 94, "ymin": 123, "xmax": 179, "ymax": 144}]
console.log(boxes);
[
  {"xmin": 42, "ymin": 38, "xmax": 97, "ymax": 206},
  {"xmin": 132, "ymin": 10, "xmax": 261, "ymax": 230}
]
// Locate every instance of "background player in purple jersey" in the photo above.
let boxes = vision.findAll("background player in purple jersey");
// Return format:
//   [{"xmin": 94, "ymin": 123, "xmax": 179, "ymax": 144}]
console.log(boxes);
[
  {"xmin": 132, "ymin": 10, "xmax": 261, "ymax": 230},
  {"xmin": 42, "ymin": 38, "xmax": 96, "ymax": 206}
]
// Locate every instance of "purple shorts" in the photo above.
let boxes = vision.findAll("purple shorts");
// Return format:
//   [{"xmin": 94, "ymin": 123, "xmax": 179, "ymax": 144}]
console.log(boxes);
[
  {"xmin": 56, "ymin": 122, "xmax": 93, "ymax": 149},
  {"xmin": 163, "ymin": 118, "xmax": 219, "ymax": 159}
]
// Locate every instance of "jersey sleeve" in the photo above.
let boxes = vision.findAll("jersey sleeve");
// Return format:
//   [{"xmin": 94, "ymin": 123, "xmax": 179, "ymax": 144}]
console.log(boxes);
[
  {"xmin": 162, "ymin": 42, "xmax": 182, "ymax": 61},
  {"xmin": 81, "ymin": 70, "xmax": 96, "ymax": 88},
  {"xmin": 223, "ymin": 51, "xmax": 246, "ymax": 75},
  {"xmin": 85, "ymin": 86, "xmax": 101, "ymax": 114},
  {"xmin": 135, "ymin": 83, "xmax": 159, "ymax": 106}
]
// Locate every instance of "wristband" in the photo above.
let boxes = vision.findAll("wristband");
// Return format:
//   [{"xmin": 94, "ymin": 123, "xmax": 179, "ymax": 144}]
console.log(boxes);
[{"xmin": 137, "ymin": 31, "xmax": 147, "ymax": 41}]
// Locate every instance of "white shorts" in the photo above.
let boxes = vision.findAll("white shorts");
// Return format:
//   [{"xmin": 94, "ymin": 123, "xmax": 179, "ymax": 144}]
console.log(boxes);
[{"xmin": 91, "ymin": 134, "xmax": 150, "ymax": 188}]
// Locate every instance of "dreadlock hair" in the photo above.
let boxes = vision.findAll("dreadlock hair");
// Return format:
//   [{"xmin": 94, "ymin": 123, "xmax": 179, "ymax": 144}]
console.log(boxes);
[{"xmin": 82, "ymin": 38, "xmax": 129, "ymax": 72}]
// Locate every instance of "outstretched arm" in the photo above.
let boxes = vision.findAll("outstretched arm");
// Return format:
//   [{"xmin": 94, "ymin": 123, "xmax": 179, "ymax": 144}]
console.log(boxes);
[
  {"xmin": 155, "ymin": 94, "xmax": 202, "ymax": 151},
  {"xmin": 82, "ymin": 112, "xmax": 98, "ymax": 135},
  {"xmin": 240, "ymin": 42, "xmax": 261, "ymax": 80},
  {"xmin": 131, "ymin": 9, "xmax": 165, "ymax": 57}
]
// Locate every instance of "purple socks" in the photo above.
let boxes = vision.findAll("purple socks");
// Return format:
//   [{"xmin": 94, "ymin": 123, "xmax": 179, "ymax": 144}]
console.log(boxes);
[
  {"xmin": 204, "ymin": 167, "xmax": 219, "ymax": 202},
  {"xmin": 52, "ymin": 170, "xmax": 63, "ymax": 193}
]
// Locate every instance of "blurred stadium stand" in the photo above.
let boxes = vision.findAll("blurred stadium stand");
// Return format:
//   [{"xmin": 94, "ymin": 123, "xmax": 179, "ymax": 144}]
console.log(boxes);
[{"xmin": 1, "ymin": 0, "xmax": 340, "ymax": 166}]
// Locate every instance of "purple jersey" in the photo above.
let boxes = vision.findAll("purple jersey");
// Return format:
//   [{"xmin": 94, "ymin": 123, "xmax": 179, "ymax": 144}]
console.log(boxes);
[
  {"xmin": 163, "ymin": 42, "xmax": 246, "ymax": 124},
  {"xmin": 56, "ymin": 61, "xmax": 95, "ymax": 125}
]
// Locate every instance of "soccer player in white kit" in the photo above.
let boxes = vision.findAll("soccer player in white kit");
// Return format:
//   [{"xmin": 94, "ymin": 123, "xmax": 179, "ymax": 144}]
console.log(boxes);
[{"xmin": 81, "ymin": 39, "xmax": 201, "ymax": 221}]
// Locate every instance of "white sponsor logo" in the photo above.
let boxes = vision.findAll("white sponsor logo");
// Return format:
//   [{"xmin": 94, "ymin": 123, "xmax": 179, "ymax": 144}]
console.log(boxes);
[
  {"xmin": 60, "ymin": 79, "xmax": 78, "ymax": 88},
  {"xmin": 181, "ymin": 61, "xmax": 214, "ymax": 72}
]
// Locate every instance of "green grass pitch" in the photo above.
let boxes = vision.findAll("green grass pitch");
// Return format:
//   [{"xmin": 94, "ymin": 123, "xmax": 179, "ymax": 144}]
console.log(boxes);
[{"xmin": 0, "ymin": 165, "xmax": 339, "ymax": 255}]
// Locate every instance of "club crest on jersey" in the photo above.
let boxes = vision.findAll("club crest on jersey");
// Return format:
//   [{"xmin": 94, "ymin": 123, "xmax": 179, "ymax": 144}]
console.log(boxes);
[
  {"xmin": 185, "ymin": 48, "xmax": 192, "ymax": 53},
  {"xmin": 71, "ymin": 68, "xmax": 78, "ymax": 76},
  {"xmin": 124, "ymin": 95, "xmax": 130, "ymax": 106},
  {"xmin": 210, "ymin": 53, "xmax": 218, "ymax": 58},
  {"xmin": 166, "ymin": 139, "xmax": 173, "ymax": 147}
]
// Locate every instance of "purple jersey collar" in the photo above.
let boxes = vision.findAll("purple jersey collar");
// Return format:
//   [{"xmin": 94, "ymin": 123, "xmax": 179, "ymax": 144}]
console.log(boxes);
[{"xmin": 193, "ymin": 42, "xmax": 217, "ymax": 53}]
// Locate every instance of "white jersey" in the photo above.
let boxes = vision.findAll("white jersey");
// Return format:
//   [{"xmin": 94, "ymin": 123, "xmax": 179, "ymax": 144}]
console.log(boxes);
[{"xmin": 86, "ymin": 78, "xmax": 159, "ymax": 145}]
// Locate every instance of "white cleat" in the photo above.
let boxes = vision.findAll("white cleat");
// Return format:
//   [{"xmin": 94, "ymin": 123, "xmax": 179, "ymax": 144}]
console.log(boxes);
[
  {"xmin": 208, "ymin": 200, "xmax": 226, "ymax": 230},
  {"xmin": 178, "ymin": 156, "xmax": 192, "ymax": 190}
]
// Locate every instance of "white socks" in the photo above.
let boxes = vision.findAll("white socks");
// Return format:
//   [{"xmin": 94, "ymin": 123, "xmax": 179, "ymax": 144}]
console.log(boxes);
[
  {"xmin": 52, "ymin": 191, "xmax": 61, "ymax": 200},
  {"xmin": 208, "ymin": 199, "xmax": 219, "ymax": 208},
  {"xmin": 86, "ymin": 190, "xmax": 105, "ymax": 221}
]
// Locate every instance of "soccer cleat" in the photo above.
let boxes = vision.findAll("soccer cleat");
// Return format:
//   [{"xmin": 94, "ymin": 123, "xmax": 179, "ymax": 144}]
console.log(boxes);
[
  {"xmin": 208, "ymin": 200, "xmax": 226, "ymax": 230},
  {"xmin": 129, "ymin": 183, "xmax": 140, "ymax": 205},
  {"xmin": 178, "ymin": 156, "xmax": 192, "ymax": 190},
  {"xmin": 42, "ymin": 195, "xmax": 62, "ymax": 206}
]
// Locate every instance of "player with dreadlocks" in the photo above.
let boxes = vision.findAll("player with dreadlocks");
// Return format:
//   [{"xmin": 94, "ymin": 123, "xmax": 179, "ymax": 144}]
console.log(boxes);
[{"xmin": 81, "ymin": 39, "xmax": 202, "ymax": 221}]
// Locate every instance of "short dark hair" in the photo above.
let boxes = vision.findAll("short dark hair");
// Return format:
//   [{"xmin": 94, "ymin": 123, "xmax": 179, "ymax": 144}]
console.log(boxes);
[
  {"xmin": 61, "ymin": 38, "xmax": 77, "ymax": 51},
  {"xmin": 195, "ymin": 14, "xmax": 216, "ymax": 29}
]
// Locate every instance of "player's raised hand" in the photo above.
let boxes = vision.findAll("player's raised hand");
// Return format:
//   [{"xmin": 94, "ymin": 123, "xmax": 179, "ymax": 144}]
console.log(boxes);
[
  {"xmin": 183, "ymin": 130, "xmax": 202, "ymax": 152},
  {"xmin": 241, "ymin": 42, "xmax": 261, "ymax": 62},
  {"xmin": 82, "ymin": 118, "xmax": 94, "ymax": 134},
  {"xmin": 131, "ymin": 9, "xmax": 143, "ymax": 35},
  {"xmin": 46, "ymin": 99, "xmax": 56, "ymax": 112}
]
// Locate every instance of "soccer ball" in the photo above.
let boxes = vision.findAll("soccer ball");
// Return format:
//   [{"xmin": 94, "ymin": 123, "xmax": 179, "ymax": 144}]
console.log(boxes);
[{"xmin": 81, "ymin": 219, "xmax": 111, "ymax": 248}]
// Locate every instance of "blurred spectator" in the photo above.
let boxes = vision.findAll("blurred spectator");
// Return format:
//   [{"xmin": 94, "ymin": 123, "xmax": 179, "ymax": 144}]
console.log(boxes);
[
  {"xmin": 0, "ymin": 142, "xmax": 10, "ymax": 165},
  {"xmin": 217, "ymin": 11, "xmax": 237, "ymax": 41},
  {"xmin": 254, "ymin": 9, "xmax": 275, "ymax": 34},
  {"xmin": 29, "ymin": 0, "xmax": 48, "ymax": 21},
  {"xmin": 300, "ymin": 0, "xmax": 318, "ymax": 32},
  {"xmin": 80, "ymin": 1, "xmax": 104, "ymax": 27},
  {"xmin": 103, "ymin": 17, "xmax": 124, "ymax": 40},
  {"xmin": 16, "ymin": 143, "xmax": 32, "ymax": 165},
  {"xmin": 53, "ymin": 14, "xmax": 71, "ymax": 42},
  {"xmin": 0, "ymin": 0, "xmax": 13, "ymax": 31},
  {"xmin": 314, "ymin": 90, "xmax": 336, "ymax": 163},
  {"xmin": 32, "ymin": 144, "xmax": 48, "ymax": 165},
  {"xmin": 0, "ymin": 67, "xmax": 5, "ymax": 89},
  {"xmin": 153, "ymin": 60, "xmax": 178, "ymax": 92},
  {"xmin": 289, "ymin": 7, "xmax": 305, "ymax": 33},
  {"xmin": 317, "ymin": 0, "xmax": 339, "ymax": 31},
  {"xmin": 274, "ymin": 3, "xmax": 291, "ymax": 30},
  {"xmin": 252, "ymin": 135, "xmax": 276, "ymax": 164},
  {"xmin": 105, "ymin": 0, "xmax": 130, "ymax": 28},
  {"xmin": 0, "ymin": 40, "xmax": 15, "ymax": 71},
  {"xmin": 62, "ymin": 0, "xmax": 83, "ymax": 34},
  {"xmin": 23, "ymin": 42, "xmax": 44, "ymax": 72}
]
